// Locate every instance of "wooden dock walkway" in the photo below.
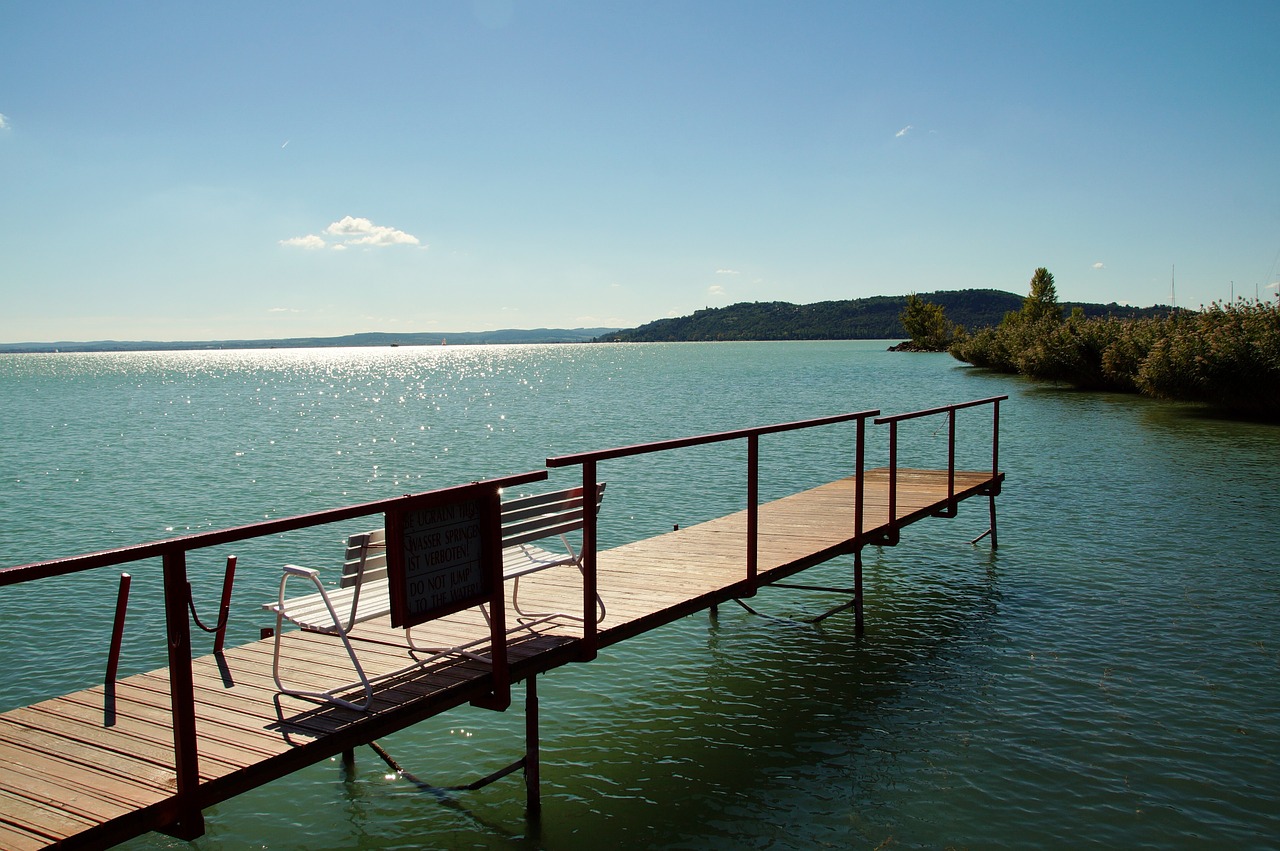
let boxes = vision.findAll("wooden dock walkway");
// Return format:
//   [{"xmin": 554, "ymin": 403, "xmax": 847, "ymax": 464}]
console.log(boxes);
[{"xmin": 0, "ymin": 400, "xmax": 1005, "ymax": 850}]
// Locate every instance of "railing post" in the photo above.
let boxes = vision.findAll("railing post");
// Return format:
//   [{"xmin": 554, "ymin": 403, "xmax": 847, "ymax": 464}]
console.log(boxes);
[
  {"xmin": 855, "ymin": 417, "xmax": 865, "ymax": 541},
  {"xmin": 746, "ymin": 433, "xmax": 759, "ymax": 592},
  {"xmin": 947, "ymin": 408, "xmax": 957, "ymax": 510},
  {"xmin": 103, "ymin": 572, "xmax": 132, "ymax": 726},
  {"xmin": 212, "ymin": 555, "xmax": 237, "ymax": 655},
  {"xmin": 105, "ymin": 572, "xmax": 131, "ymax": 688},
  {"xmin": 990, "ymin": 398, "xmax": 1002, "ymax": 549},
  {"xmin": 580, "ymin": 459, "xmax": 598, "ymax": 661},
  {"xmin": 992, "ymin": 398, "xmax": 1002, "ymax": 483},
  {"xmin": 162, "ymin": 549, "xmax": 204, "ymax": 840},
  {"xmin": 887, "ymin": 421, "xmax": 898, "ymax": 529}
]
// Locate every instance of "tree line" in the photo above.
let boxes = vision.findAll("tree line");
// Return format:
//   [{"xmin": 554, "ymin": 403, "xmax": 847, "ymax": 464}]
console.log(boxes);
[
  {"xmin": 598, "ymin": 290, "xmax": 1164, "ymax": 343},
  {"xmin": 940, "ymin": 268, "xmax": 1280, "ymax": 418}
]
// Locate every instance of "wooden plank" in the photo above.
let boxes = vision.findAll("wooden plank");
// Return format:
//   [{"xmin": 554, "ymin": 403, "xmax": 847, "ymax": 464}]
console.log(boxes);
[
  {"xmin": 0, "ymin": 718, "xmax": 176, "ymax": 793},
  {"xmin": 0, "ymin": 816, "xmax": 51, "ymax": 851},
  {"xmin": 0, "ymin": 786, "xmax": 96, "ymax": 847}
]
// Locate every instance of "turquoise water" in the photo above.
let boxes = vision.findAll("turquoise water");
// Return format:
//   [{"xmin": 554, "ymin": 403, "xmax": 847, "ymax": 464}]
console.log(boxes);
[{"xmin": 1, "ymin": 342, "xmax": 1277, "ymax": 849}]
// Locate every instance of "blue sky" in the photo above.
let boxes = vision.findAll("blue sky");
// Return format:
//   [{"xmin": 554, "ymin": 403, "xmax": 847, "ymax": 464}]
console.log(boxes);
[{"xmin": 3, "ymin": 1, "xmax": 1279, "ymax": 343}]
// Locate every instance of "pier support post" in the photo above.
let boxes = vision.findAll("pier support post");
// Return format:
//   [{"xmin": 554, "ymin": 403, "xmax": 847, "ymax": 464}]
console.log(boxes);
[
  {"xmin": 854, "ymin": 548, "xmax": 865, "ymax": 635},
  {"xmin": 988, "ymin": 493, "xmax": 998, "ymax": 550},
  {"xmin": 525, "ymin": 674, "xmax": 542, "ymax": 821}
]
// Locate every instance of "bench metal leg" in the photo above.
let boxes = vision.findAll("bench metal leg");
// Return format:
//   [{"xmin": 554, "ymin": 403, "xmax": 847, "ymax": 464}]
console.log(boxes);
[{"xmin": 271, "ymin": 571, "xmax": 374, "ymax": 712}]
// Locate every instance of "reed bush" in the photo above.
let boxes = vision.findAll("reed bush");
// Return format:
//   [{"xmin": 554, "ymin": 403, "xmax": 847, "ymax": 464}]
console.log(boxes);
[
  {"xmin": 950, "ymin": 269, "xmax": 1280, "ymax": 417},
  {"xmin": 1136, "ymin": 300, "xmax": 1280, "ymax": 415}
]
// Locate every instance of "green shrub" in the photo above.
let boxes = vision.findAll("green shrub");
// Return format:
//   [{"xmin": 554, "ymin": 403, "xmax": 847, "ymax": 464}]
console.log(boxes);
[
  {"xmin": 1137, "ymin": 300, "xmax": 1280, "ymax": 415},
  {"xmin": 949, "ymin": 268, "xmax": 1280, "ymax": 417}
]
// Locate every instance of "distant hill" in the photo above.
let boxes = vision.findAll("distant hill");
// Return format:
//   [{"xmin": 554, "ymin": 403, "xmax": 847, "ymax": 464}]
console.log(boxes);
[
  {"xmin": 0, "ymin": 327, "xmax": 619, "ymax": 354},
  {"xmin": 596, "ymin": 290, "xmax": 1172, "ymax": 343},
  {"xmin": 4, "ymin": 290, "xmax": 1177, "ymax": 353}
]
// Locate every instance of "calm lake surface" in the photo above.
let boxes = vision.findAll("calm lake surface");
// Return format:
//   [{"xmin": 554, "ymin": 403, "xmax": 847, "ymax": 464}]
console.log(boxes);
[{"xmin": 1, "ymin": 341, "xmax": 1277, "ymax": 849}]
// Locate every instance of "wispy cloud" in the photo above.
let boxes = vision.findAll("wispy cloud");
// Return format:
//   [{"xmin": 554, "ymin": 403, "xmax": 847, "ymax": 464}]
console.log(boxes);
[
  {"xmin": 716, "ymin": 268, "xmax": 740, "ymax": 275},
  {"xmin": 0, "ymin": 113, "xmax": 10, "ymax": 131},
  {"xmin": 1092, "ymin": 262, "xmax": 1105, "ymax": 270},
  {"xmin": 895, "ymin": 124, "xmax": 913, "ymax": 138},
  {"xmin": 279, "ymin": 234, "xmax": 326, "ymax": 250},
  {"xmin": 708, "ymin": 285, "xmax": 727, "ymax": 297},
  {"xmin": 280, "ymin": 216, "xmax": 423, "ymax": 250}
]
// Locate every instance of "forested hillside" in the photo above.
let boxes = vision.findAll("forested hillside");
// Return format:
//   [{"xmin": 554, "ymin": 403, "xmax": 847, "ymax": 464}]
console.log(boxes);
[{"xmin": 597, "ymin": 290, "xmax": 1168, "ymax": 342}]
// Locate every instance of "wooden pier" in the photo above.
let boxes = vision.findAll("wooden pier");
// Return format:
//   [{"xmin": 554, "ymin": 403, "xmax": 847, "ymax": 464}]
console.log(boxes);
[{"xmin": 0, "ymin": 398, "xmax": 1005, "ymax": 850}]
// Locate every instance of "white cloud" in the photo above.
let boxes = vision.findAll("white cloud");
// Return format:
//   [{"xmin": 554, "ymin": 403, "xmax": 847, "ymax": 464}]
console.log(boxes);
[
  {"xmin": 708, "ymin": 285, "xmax": 727, "ymax": 297},
  {"xmin": 282, "ymin": 216, "xmax": 422, "ymax": 251},
  {"xmin": 279, "ymin": 234, "xmax": 326, "ymax": 249},
  {"xmin": 268, "ymin": 307, "xmax": 300, "ymax": 313},
  {"xmin": 324, "ymin": 215, "xmax": 420, "ymax": 246},
  {"xmin": 324, "ymin": 216, "xmax": 374, "ymax": 236},
  {"xmin": 1092, "ymin": 262, "xmax": 1105, "ymax": 270},
  {"xmin": 895, "ymin": 124, "xmax": 913, "ymax": 138},
  {"xmin": 716, "ymin": 268, "xmax": 740, "ymax": 275},
  {"xmin": 0, "ymin": 113, "xmax": 9, "ymax": 131}
]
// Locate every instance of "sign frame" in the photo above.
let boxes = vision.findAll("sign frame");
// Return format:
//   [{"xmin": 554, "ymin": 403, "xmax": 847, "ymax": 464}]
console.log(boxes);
[
  {"xmin": 385, "ymin": 483, "xmax": 502, "ymax": 629},
  {"xmin": 383, "ymin": 472, "xmax": 546, "ymax": 713}
]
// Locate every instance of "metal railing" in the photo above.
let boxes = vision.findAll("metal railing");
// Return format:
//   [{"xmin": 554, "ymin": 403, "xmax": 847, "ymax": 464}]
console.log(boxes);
[
  {"xmin": 873, "ymin": 395, "xmax": 1007, "ymax": 535},
  {"xmin": 0, "ymin": 397, "xmax": 1007, "ymax": 838},
  {"xmin": 545, "ymin": 409, "xmax": 881, "ymax": 659},
  {"xmin": 0, "ymin": 468, "xmax": 547, "ymax": 840}
]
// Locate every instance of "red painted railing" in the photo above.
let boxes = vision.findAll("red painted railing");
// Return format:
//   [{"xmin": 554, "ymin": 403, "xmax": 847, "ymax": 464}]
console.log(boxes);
[
  {"xmin": 545, "ymin": 409, "xmax": 881, "ymax": 659},
  {"xmin": 0, "ymin": 469, "xmax": 547, "ymax": 840},
  {"xmin": 0, "ymin": 398, "xmax": 1006, "ymax": 839},
  {"xmin": 873, "ymin": 395, "xmax": 1007, "ymax": 535}
]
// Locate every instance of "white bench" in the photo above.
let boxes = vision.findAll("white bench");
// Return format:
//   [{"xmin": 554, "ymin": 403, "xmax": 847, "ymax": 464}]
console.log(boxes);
[{"xmin": 265, "ymin": 483, "xmax": 605, "ymax": 710}]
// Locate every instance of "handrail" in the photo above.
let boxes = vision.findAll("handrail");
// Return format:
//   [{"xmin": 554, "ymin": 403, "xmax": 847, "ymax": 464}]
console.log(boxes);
[
  {"xmin": 872, "ymin": 395, "xmax": 1007, "ymax": 532},
  {"xmin": 0, "ymin": 469, "xmax": 548, "ymax": 587},
  {"xmin": 872, "ymin": 394, "xmax": 1008, "ymax": 424},
  {"xmin": 0, "ymin": 467, "xmax": 548, "ymax": 839},
  {"xmin": 546, "ymin": 409, "xmax": 881, "ymax": 659},
  {"xmin": 546, "ymin": 410, "xmax": 880, "ymax": 466},
  {"xmin": 0, "ymin": 400, "xmax": 1004, "ymax": 839}
]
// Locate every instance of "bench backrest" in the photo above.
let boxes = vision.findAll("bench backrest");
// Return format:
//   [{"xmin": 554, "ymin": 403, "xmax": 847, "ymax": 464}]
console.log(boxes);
[
  {"xmin": 338, "ymin": 483, "xmax": 605, "ymax": 588},
  {"xmin": 501, "ymin": 483, "xmax": 606, "ymax": 550},
  {"xmin": 340, "ymin": 528, "xmax": 388, "ymax": 588}
]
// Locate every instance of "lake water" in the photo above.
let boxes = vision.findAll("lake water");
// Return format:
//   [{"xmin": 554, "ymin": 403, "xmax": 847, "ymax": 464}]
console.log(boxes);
[{"xmin": 1, "ymin": 341, "xmax": 1277, "ymax": 849}]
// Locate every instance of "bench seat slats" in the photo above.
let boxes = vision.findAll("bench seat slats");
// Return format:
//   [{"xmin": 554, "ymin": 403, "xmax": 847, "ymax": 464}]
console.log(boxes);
[
  {"xmin": 502, "ymin": 543, "xmax": 577, "ymax": 579},
  {"xmin": 264, "ymin": 576, "xmax": 392, "ymax": 633}
]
